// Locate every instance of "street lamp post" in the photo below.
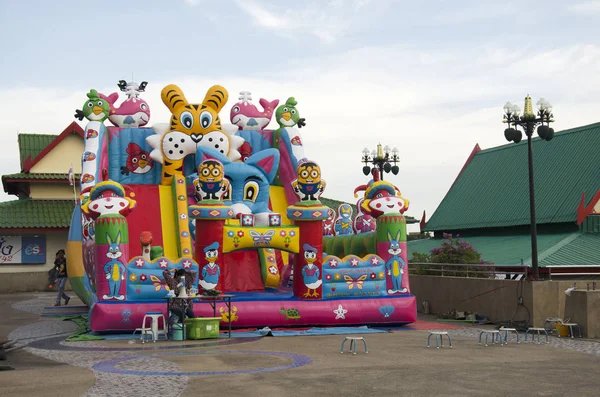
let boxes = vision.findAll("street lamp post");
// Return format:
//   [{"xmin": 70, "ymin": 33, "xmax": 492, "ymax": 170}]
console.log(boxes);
[
  {"xmin": 361, "ymin": 143, "xmax": 400, "ymax": 180},
  {"xmin": 502, "ymin": 95, "xmax": 555, "ymax": 279}
]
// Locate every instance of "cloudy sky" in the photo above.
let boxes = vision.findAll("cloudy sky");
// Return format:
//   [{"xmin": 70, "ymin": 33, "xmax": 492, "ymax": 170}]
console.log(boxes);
[{"xmin": 1, "ymin": 0, "xmax": 599, "ymax": 231}]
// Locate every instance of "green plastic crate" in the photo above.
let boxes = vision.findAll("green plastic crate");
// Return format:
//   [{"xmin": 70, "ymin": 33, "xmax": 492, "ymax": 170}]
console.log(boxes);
[{"xmin": 186, "ymin": 317, "xmax": 221, "ymax": 340}]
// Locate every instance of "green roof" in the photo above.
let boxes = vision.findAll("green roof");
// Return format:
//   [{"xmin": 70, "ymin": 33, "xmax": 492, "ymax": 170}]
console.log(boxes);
[
  {"xmin": 18, "ymin": 134, "xmax": 56, "ymax": 169},
  {"xmin": 408, "ymin": 231, "xmax": 599, "ymax": 267},
  {"xmin": 425, "ymin": 122, "xmax": 600, "ymax": 232},
  {"xmin": 320, "ymin": 196, "xmax": 418, "ymax": 224},
  {"xmin": 0, "ymin": 199, "xmax": 75, "ymax": 229},
  {"xmin": 541, "ymin": 233, "xmax": 600, "ymax": 266},
  {"xmin": 2, "ymin": 173, "xmax": 80, "ymax": 181}
]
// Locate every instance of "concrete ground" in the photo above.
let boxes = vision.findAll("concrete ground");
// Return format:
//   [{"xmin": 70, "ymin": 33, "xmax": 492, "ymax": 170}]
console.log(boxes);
[{"xmin": 1, "ymin": 292, "xmax": 599, "ymax": 397}]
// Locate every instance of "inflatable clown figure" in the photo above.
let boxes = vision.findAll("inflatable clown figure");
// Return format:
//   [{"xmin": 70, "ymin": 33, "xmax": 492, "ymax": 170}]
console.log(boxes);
[
  {"xmin": 353, "ymin": 170, "xmax": 409, "ymax": 219},
  {"xmin": 81, "ymin": 180, "xmax": 136, "ymax": 301}
]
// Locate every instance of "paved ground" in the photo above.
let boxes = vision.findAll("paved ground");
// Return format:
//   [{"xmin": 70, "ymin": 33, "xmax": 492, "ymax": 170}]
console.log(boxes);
[{"xmin": 1, "ymin": 292, "xmax": 600, "ymax": 397}]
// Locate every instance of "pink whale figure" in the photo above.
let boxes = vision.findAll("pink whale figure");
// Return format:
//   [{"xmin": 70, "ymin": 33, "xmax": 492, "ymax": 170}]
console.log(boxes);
[
  {"xmin": 100, "ymin": 92, "xmax": 151, "ymax": 128},
  {"xmin": 230, "ymin": 91, "xmax": 279, "ymax": 131}
]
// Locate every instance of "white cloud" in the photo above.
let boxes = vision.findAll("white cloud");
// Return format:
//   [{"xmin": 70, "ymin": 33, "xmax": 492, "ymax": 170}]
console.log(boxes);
[
  {"xmin": 2, "ymin": 44, "xmax": 600, "ymax": 234},
  {"xmin": 183, "ymin": 0, "xmax": 202, "ymax": 6},
  {"xmin": 568, "ymin": 1, "xmax": 600, "ymax": 14},
  {"xmin": 233, "ymin": 0, "xmax": 382, "ymax": 43}
]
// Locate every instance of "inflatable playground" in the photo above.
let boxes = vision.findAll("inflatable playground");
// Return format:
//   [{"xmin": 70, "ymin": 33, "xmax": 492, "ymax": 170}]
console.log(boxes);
[{"xmin": 66, "ymin": 80, "xmax": 417, "ymax": 332}]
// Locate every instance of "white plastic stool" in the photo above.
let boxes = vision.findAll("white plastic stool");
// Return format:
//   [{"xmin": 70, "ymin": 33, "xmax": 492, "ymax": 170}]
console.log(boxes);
[
  {"xmin": 525, "ymin": 327, "xmax": 549, "ymax": 344},
  {"xmin": 499, "ymin": 327, "xmax": 520, "ymax": 344},
  {"xmin": 340, "ymin": 337, "xmax": 368, "ymax": 355},
  {"xmin": 478, "ymin": 330, "xmax": 504, "ymax": 346},
  {"xmin": 133, "ymin": 312, "xmax": 167, "ymax": 343},
  {"xmin": 427, "ymin": 331, "xmax": 452, "ymax": 349}
]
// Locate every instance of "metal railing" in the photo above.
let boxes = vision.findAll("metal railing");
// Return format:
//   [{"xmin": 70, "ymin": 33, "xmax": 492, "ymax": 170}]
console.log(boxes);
[{"xmin": 409, "ymin": 262, "xmax": 528, "ymax": 279}]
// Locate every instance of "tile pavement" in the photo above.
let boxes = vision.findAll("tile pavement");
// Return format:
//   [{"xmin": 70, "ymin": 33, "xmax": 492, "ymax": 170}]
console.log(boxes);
[{"xmin": 7, "ymin": 294, "xmax": 600, "ymax": 396}]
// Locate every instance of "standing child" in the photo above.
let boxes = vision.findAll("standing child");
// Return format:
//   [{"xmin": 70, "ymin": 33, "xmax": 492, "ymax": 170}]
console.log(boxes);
[{"xmin": 54, "ymin": 249, "xmax": 71, "ymax": 306}]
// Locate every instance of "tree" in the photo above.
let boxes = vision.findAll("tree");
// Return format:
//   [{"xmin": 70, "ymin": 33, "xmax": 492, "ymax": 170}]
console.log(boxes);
[{"xmin": 410, "ymin": 233, "xmax": 493, "ymax": 277}]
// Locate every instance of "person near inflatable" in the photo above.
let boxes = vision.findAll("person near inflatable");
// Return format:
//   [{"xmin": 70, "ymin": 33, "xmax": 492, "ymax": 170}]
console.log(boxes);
[
  {"xmin": 54, "ymin": 249, "xmax": 71, "ymax": 306},
  {"xmin": 162, "ymin": 268, "xmax": 197, "ymax": 323}
]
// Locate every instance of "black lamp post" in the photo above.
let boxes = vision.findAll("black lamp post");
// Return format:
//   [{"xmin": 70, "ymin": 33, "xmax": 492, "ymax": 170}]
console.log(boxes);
[
  {"xmin": 503, "ymin": 95, "xmax": 555, "ymax": 279},
  {"xmin": 361, "ymin": 143, "xmax": 400, "ymax": 180}
]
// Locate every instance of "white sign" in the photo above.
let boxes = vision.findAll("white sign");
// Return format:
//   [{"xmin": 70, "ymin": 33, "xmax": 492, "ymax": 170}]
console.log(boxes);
[{"xmin": 0, "ymin": 236, "xmax": 46, "ymax": 264}]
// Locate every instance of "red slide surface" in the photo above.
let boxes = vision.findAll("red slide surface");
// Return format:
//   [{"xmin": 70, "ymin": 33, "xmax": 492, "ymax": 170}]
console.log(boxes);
[{"xmin": 126, "ymin": 185, "xmax": 164, "ymax": 258}]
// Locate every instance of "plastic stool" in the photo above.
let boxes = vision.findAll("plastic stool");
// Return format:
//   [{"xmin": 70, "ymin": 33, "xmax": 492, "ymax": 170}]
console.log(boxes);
[
  {"xmin": 525, "ymin": 327, "xmax": 549, "ymax": 344},
  {"xmin": 478, "ymin": 330, "xmax": 504, "ymax": 346},
  {"xmin": 340, "ymin": 337, "xmax": 368, "ymax": 355},
  {"xmin": 427, "ymin": 332, "xmax": 452, "ymax": 349},
  {"xmin": 133, "ymin": 312, "xmax": 167, "ymax": 343},
  {"xmin": 499, "ymin": 327, "xmax": 520, "ymax": 344}
]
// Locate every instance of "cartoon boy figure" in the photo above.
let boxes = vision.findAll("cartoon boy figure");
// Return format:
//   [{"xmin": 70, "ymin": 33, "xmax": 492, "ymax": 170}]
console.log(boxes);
[
  {"xmin": 199, "ymin": 242, "xmax": 221, "ymax": 290},
  {"xmin": 301, "ymin": 243, "xmax": 322, "ymax": 298}
]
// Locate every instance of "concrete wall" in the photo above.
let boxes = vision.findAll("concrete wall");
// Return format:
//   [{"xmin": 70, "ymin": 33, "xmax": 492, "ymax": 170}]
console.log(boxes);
[
  {"xmin": 564, "ymin": 290, "xmax": 600, "ymax": 338},
  {"xmin": 0, "ymin": 272, "xmax": 72, "ymax": 293},
  {"xmin": 29, "ymin": 134, "xmax": 83, "ymax": 174},
  {"xmin": 411, "ymin": 275, "xmax": 529, "ymax": 324},
  {"xmin": 411, "ymin": 275, "xmax": 599, "ymax": 329}
]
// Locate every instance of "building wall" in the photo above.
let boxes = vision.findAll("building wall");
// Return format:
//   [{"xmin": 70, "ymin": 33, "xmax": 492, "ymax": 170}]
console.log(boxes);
[
  {"xmin": 29, "ymin": 134, "xmax": 83, "ymax": 174},
  {"xmin": 29, "ymin": 183, "xmax": 80, "ymax": 200},
  {"xmin": 0, "ymin": 231, "xmax": 70, "ymax": 292}
]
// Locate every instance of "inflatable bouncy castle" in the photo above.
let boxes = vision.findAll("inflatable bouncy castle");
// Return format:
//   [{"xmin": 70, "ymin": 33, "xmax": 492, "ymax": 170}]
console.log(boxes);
[{"xmin": 66, "ymin": 81, "xmax": 417, "ymax": 332}]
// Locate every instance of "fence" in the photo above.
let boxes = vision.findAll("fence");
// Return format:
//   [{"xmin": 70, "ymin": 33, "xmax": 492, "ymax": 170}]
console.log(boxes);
[{"xmin": 409, "ymin": 262, "xmax": 528, "ymax": 279}]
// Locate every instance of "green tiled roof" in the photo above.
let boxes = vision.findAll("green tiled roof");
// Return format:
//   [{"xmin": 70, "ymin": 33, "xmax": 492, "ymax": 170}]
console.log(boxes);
[
  {"xmin": 542, "ymin": 233, "xmax": 600, "ymax": 266},
  {"xmin": 320, "ymin": 196, "xmax": 418, "ymax": 224},
  {"xmin": 425, "ymin": 122, "xmax": 600, "ymax": 232},
  {"xmin": 18, "ymin": 134, "xmax": 56, "ymax": 169},
  {"xmin": 0, "ymin": 199, "xmax": 75, "ymax": 229},
  {"xmin": 2, "ymin": 173, "xmax": 80, "ymax": 181},
  {"xmin": 408, "ymin": 231, "xmax": 599, "ymax": 267}
]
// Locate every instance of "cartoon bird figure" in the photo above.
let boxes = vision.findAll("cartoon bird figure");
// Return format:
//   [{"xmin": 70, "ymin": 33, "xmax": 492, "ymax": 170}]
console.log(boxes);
[
  {"xmin": 199, "ymin": 242, "xmax": 221, "ymax": 291},
  {"xmin": 334, "ymin": 204, "xmax": 354, "ymax": 236},
  {"xmin": 74, "ymin": 89, "xmax": 110, "ymax": 122},
  {"xmin": 193, "ymin": 159, "xmax": 230, "ymax": 201},
  {"xmin": 275, "ymin": 97, "xmax": 306, "ymax": 129},
  {"xmin": 292, "ymin": 161, "xmax": 326, "ymax": 202},
  {"xmin": 238, "ymin": 142, "xmax": 253, "ymax": 162},
  {"xmin": 120, "ymin": 143, "xmax": 154, "ymax": 176},
  {"xmin": 301, "ymin": 244, "xmax": 321, "ymax": 298}
]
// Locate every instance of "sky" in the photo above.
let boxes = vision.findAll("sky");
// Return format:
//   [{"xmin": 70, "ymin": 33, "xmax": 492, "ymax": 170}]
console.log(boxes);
[{"xmin": 1, "ymin": 0, "xmax": 600, "ymax": 232}]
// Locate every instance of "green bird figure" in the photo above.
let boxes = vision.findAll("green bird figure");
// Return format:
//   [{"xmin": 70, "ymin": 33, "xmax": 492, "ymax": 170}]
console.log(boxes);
[
  {"xmin": 74, "ymin": 89, "xmax": 110, "ymax": 122},
  {"xmin": 275, "ymin": 97, "xmax": 306, "ymax": 129}
]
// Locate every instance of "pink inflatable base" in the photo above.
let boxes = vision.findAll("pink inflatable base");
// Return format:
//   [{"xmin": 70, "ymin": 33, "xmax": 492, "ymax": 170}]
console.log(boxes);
[{"xmin": 90, "ymin": 293, "xmax": 416, "ymax": 332}]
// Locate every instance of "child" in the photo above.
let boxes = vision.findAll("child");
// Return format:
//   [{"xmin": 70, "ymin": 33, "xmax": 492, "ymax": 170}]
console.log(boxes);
[{"xmin": 54, "ymin": 249, "xmax": 71, "ymax": 306}]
